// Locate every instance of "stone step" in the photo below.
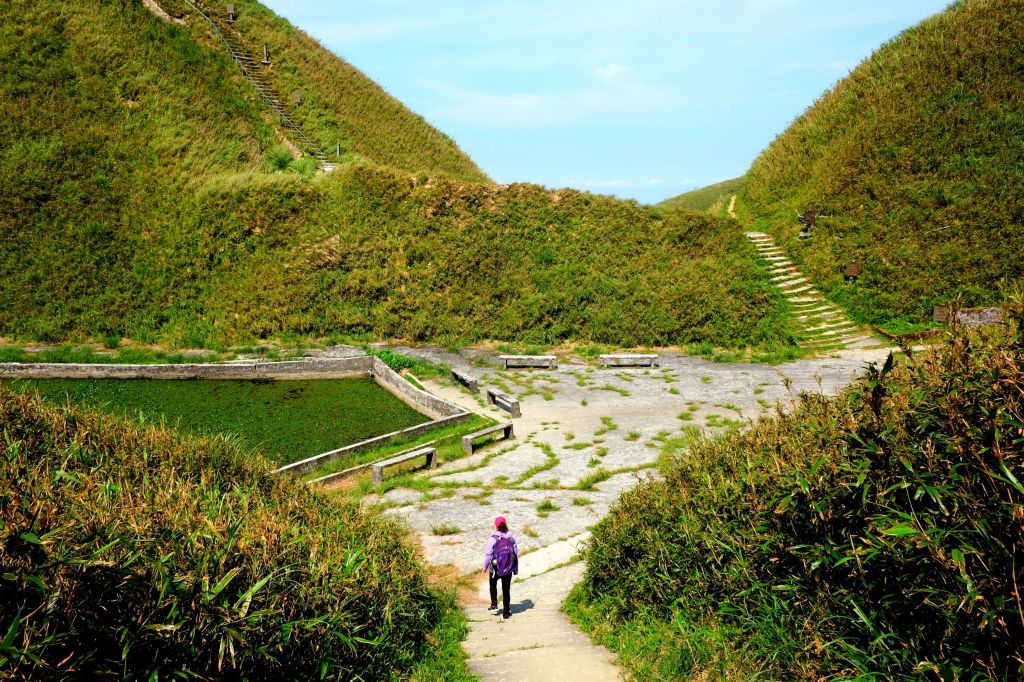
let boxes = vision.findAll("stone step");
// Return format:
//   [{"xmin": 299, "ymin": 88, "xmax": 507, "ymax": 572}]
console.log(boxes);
[
  {"xmin": 806, "ymin": 319, "xmax": 856, "ymax": 333},
  {"xmin": 777, "ymin": 277, "xmax": 810, "ymax": 289},
  {"xmin": 782, "ymin": 284, "xmax": 816, "ymax": 296}
]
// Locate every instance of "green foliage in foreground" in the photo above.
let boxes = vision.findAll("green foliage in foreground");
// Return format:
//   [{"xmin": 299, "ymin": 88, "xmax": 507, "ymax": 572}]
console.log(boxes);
[
  {"xmin": 0, "ymin": 388, "xmax": 459, "ymax": 680},
  {"xmin": 741, "ymin": 0, "xmax": 1024, "ymax": 328},
  {"xmin": 658, "ymin": 176, "xmax": 746, "ymax": 215},
  {"xmin": 569, "ymin": 315, "xmax": 1024, "ymax": 679},
  {"xmin": 4, "ymin": 377, "xmax": 429, "ymax": 464}
]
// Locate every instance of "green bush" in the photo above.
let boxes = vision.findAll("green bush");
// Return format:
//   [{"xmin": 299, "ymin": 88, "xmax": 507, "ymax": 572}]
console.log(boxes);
[
  {"xmin": 0, "ymin": 389, "xmax": 451, "ymax": 679},
  {"xmin": 571, "ymin": 309, "xmax": 1024, "ymax": 679}
]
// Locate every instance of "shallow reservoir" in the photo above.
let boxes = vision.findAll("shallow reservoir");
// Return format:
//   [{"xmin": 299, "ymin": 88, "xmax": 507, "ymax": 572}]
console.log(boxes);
[{"xmin": 5, "ymin": 378, "xmax": 430, "ymax": 464}]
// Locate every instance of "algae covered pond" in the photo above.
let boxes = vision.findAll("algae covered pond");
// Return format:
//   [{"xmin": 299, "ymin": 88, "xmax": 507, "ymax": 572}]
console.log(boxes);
[{"xmin": 6, "ymin": 378, "xmax": 430, "ymax": 464}]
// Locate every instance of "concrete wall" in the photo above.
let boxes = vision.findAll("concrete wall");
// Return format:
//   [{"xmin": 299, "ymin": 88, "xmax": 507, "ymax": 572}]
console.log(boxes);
[
  {"xmin": 0, "ymin": 357, "xmax": 374, "ymax": 381},
  {"xmin": 369, "ymin": 356, "xmax": 464, "ymax": 420},
  {"xmin": 274, "ymin": 411, "xmax": 473, "ymax": 477}
]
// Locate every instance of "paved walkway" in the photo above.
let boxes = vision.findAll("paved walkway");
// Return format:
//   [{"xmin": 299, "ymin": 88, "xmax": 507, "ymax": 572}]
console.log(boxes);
[{"xmin": 366, "ymin": 346, "xmax": 893, "ymax": 681}]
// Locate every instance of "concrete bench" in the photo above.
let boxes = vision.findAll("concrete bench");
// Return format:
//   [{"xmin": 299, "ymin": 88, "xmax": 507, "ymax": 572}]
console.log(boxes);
[
  {"xmin": 371, "ymin": 446, "xmax": 436, "ymax": 484},
  {"xmin": 498, "ymin": 355, "xmax": 557, "ymax": 369},
  {"xmin": 599, "ymin": 354, "xmax": 659, "ymax": 368},
  {"xmin": 451, "ymin": 368, "xmax": 479, "ymax": 392},
  {"xmin": 462, "ymin": 422, "xmax": 514, "ymax": 455},
  {"xmin": 485, "ymin": 388, "xmax": 521, "ymax": 417}
]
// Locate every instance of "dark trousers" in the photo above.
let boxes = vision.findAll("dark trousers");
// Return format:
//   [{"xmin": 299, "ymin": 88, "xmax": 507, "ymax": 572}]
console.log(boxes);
[{"xmin": 489, "ymin": 569, "xmax": 512, "ymax": 617}]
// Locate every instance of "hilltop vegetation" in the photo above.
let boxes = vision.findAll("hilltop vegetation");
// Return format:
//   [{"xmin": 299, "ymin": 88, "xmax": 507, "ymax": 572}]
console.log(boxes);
[
  {"xmin": 568, "ymin": 307, "xmax": 1024, "ymax": 679},
  {"xmin": 658, "ymin": 176, "xmax": 745, "ymax": 215},
  {"xmin": 0, "ymin": 0, "xmax": 790, "ymax": 351},
  {"xmin": 739, "ymin": 0, "xmax": 1024, "ymax": 331},
  {"xmin": 0, "ymin": 388, "xmax": 464, "ymax": 679}
]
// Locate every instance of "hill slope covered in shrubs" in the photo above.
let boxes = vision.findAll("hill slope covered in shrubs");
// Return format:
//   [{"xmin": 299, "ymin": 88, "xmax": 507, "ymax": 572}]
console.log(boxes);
[
  {"xmin": 569, "ymin": 305, "xmax": 1024, "ymax": 679},
  {"xmin": 0, "ymin": 387, "xmax": 460, "ymax": 679},
  {"xmin": 0, "ymin": 0, "xmax": 789, "ymax": 350},
  {"xmin": 738, "ymin": 0, "xmax": 1024, "ymax": 332}
]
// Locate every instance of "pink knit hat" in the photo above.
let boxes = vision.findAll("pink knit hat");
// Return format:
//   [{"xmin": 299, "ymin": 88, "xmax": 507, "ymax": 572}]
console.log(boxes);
[{"xmin": 494, "ymin": 516, "xmax": 506, "ymax": 529}]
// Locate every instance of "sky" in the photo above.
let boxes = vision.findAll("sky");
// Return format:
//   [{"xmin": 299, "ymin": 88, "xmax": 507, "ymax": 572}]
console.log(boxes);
[{"xmin": 261, "ymin": 0, "xmax": 952, "ymax": 204}]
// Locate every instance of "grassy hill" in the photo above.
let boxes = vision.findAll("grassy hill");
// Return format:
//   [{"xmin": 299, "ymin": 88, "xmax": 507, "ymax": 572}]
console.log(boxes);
[
  {"xmin": 568, "ymin": 307, "xmax": 1024, "ymax": 679},
  {"xmin": 0, "ymin": 387, "xmax": 465, "ymax": 679},
  {"xmin": 739, "ymin": 0, "xmax": 1024, "ymax": 332},
  {"xmin": 657, "ymin": 176, "xmax": 745, "ymax": 215},
  {"xmin": 0, "ymin": 0, "xmax": 792, "ymax": 351}
]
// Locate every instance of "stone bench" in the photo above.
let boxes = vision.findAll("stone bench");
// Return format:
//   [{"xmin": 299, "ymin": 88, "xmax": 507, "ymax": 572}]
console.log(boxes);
[
  {"xmin": 599, "ymin": 353, "xmax": 659, "ymax": 368},
  {"xmin": 498, "ymin": 355, "xmax": 557, "ymax": 369},
  {"xmin": 462, "ymin": 422, "xmax": 514, "ymax": 455},
  {"xmin": 371, "ymin": 446, "xmax": 436, "ymax": 484},
  {"xmin": 485, "ymin": 388, "xmax": 521, "ymax": 417},
  {"xmin": 451, "ymin": 368, "xmax": 479, "ymax": 392}
]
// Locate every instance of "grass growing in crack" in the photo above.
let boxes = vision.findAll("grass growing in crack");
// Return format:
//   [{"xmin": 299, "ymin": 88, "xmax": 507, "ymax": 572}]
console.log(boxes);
[
  {"xmin": 701, "ymin": 375, "xmax": 712, "ymax": 384},
  {"xmin": 575, "ymin": 469, "xmax": 612, "ymax": 491},
  {"xmin": 625, "ymin": 430, "xmax": 641, "ymax": 442},
  {"xmin": 522, "ymin": 524, "xmax": 539, "ymax": 538},
  {"xmin": 536, "ymin": 499, "xmax": 561, "ymax": 517},
  {"xmin": 595, "ymin": 383, "xmax": 631, "ymax": 397},
  {"xmin": 432, "ymin": 524, "xmax": 461, "ymax": 536},
  {"xmin": 572, "ymin": 497, "xmax": 593, "ymax": 506},
  {"xmin": 565, "ymin": 442, "xmax": 593, "ymax": 451},
  {"xmin": 595, "ymin": 416, "xmax": 619, "ymax": 436}
]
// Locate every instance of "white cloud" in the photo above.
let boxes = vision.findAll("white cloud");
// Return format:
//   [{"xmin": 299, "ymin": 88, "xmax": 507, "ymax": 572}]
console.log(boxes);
[{"xmin": 594, "ymin": 63, "xmax": 629, "ymax": 82}]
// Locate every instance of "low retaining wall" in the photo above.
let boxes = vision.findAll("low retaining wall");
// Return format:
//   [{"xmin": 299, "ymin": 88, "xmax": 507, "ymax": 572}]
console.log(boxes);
[
  {"xmin": 369, "ymin": 356, "xmax": 463, "ymax": 420},
  {"xmin": 274, "ymin": 411, "xmax": 473, "ymax": 478},
  {"xmin": 0, "ymin": 357, "xmax": 374, "ymax": 381}
]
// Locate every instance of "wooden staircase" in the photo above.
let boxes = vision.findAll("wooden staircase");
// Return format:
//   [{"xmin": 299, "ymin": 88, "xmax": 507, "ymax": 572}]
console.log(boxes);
[
  {"xmin": 181, "ymin": 0, "xmax": 332, "ymax": 170},
  {"xmin": 746, "ymin": 232, "xmax": 878, "ymax": 350}
]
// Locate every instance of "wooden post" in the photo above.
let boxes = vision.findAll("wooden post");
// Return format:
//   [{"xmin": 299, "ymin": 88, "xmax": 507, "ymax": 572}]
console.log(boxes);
[
  {"xmin": 226, "ymin": 3, "xmax": 235, "ymax": 22},
  {"xmin": 336, "ymin": 144, "xmax": 341, "ymax": 158},
  {"xmin": 292, "ymin": 91, "xmax": 301, "ymax": 106},
  {"xmin": 261, "ymin": 44, "xmax": 271, "ymax": 65}
]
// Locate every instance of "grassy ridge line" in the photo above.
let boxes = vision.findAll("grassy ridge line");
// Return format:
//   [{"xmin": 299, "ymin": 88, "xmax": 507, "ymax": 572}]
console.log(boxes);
[
  {"xmin": 568, "ymin": 312, "xmax": 1024, "ymax": 679},
  {"xmin": 0, "ymin": 387, "xmax": 469, "ymax": 679},
  {"xmin": 740, "ymin": 0, "xmax": 1024, "ymax": 331},
  {"xmin": 657, "ymin": 176, "xmax": 746, "ymax": 214},
  {"xmin": 163, "ymin": 0, "xmax": 487, "ymax": 181}
]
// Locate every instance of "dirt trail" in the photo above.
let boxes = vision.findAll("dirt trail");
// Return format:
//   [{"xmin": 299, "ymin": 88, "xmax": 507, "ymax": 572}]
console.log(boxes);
[
  {"xmin": 728, "ymin": 193, "xmax": 737, "ymax": 218},
  {"xmin": 372, "ymin": 346, "xmax": 893, "ymax": 681}
]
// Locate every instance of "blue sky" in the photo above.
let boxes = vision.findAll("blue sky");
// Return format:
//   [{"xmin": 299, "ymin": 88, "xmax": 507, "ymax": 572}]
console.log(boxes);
[{"xmin": 262, "ymin": 0, "xmax": 951, "ymax": 204}]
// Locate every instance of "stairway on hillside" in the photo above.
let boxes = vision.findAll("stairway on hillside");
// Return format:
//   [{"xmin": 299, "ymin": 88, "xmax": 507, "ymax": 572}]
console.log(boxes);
[
  {"xmin": 746, "ymin": 232, "xmax": 879, "ymax": 350},
  {"xmin": 180, "ymin": 0, "xmax": 332, "ymax": 170}
]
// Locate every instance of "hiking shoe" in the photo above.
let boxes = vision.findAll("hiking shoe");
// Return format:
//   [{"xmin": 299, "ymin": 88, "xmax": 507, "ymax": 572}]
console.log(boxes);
[{"xmin": 487, "ymin": 605, "xmax": 499, "ymax": 613}]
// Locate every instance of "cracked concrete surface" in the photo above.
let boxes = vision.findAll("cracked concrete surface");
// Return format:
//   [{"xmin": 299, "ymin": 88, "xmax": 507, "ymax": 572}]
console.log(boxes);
[{"xmin": 369, "ymin": 346, "xmax": 893, "ymax": 681}]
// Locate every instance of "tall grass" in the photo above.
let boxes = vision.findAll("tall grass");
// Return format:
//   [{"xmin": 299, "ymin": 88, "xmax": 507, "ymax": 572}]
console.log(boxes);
[
  {"xmin": 0, "ymin": 0, "xmax": 796, "ymax": 351},
  {"xmin": 741, "ymin": 0, "xmax": 1024, "ymax": 331},
  {"xmin": 0, "ymin": 388, "xmax": 455, "ymax": 679},
  {"xmin": 569, "ymin": 303, "xmax": 1024, "ymax": 679}
]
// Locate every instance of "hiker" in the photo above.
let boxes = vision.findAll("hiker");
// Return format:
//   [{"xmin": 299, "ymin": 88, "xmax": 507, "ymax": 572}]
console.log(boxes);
[{"xmin": 483, "ymin": 515, "xmax": 518, "ymax": 619}]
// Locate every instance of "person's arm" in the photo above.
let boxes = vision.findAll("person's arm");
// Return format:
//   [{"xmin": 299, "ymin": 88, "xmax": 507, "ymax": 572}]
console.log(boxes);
[{"xmin": 483, "ymin": 535, "xmax": 496, "ymax": 572}]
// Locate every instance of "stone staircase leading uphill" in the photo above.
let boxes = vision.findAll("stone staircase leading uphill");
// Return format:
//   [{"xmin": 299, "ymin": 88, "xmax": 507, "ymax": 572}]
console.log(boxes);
[
  {"xmin": 746, "ymin": 232, "xmax": 877, "ymax": 350},
  {"xmin": 180, "ymin": 0, "xmax": 332, "ymax": 170}
]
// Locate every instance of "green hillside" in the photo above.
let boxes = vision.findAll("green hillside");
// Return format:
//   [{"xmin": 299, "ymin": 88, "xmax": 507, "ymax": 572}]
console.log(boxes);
[
  {"xmin": 0, "ymin": 387, "xmax": 464, "ymax": 679},
  {"xmin": 657, "ymin": 176, "xmax": 745, "ymax": 214},
  {"xmin": 568, "ymin": 310, "xmax": 1024, "ymax": 679},
  {"xmin": 0, "ymin": 0, "xmax": 791, "ymax": 350},
  {"xmin": 740, "ymin": 0, "xmax": 1024, "ymax": 331}
]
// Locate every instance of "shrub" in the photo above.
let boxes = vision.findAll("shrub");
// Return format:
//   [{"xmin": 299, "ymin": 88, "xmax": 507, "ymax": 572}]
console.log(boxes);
[
  {"xmin": 0, "ymin": 389, "xmax": 449, "ymax": 679},
  {"xmin": 571, "ymin": 311, "xmax": 1024, "ymax": 679}
]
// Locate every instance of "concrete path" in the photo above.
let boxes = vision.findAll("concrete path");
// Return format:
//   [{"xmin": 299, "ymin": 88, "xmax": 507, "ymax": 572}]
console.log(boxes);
[
  {"xmin": 365, "ymin": 346, "xmax": 894, "ymax": 681},
  {"xmin": 462, "ymin": 534, "xmax": 620, "ymax": 681}
]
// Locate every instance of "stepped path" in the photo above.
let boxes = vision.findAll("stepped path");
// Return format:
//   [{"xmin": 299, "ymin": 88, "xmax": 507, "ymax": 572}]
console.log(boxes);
[
  {"xmin": 178, "ymin": 0, "xmax": 331, "ymax": 169},
  {"xmin": 358, "ymin": 345, "xmax": 893, "ymax": 681},
  {"xmin": 746, "ymin": 232, "xmax": 880, "ymax": 350}
]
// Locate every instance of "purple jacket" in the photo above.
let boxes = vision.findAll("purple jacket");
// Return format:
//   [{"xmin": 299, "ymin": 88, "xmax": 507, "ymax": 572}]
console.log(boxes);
[{"xmin": 483, "ymin": 531, "xmax": 518, "ymax": 572}]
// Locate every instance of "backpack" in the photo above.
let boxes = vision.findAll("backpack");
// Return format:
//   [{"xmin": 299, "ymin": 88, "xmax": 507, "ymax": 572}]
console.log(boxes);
[{"xmin": 492, "ymin": 535, "xmax": 518, "ymax": 577}]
